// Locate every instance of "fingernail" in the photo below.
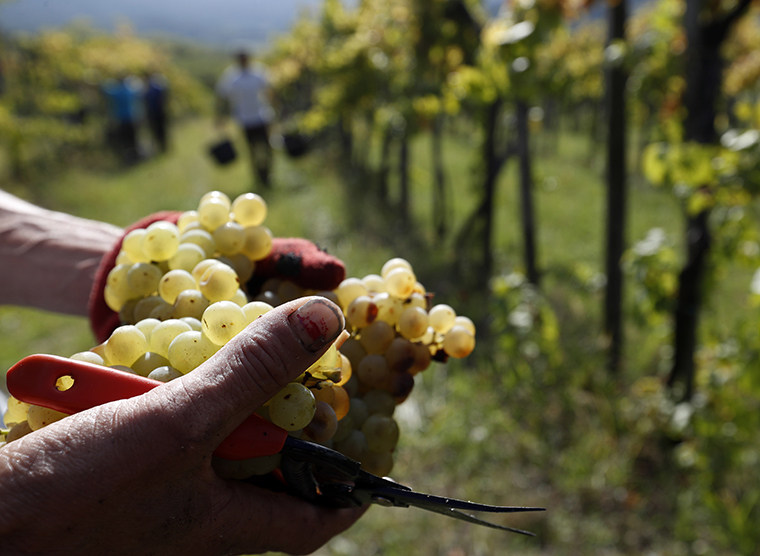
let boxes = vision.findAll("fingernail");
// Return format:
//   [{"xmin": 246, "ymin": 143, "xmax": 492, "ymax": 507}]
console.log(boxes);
[{"xmin": 288, "ymin": 298, "xmax": 344, "ymax": 352}]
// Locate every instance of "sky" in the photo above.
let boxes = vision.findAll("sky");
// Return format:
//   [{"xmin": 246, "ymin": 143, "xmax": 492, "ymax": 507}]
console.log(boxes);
[{"xmin": 0, "ymin": 0, "xmax": 325, "ymax": 46}]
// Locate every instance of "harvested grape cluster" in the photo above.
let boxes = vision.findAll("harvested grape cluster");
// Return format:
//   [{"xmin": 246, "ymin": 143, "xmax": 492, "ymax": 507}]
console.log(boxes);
[{"xmin": 2, "ymin": 191, "xmax": 475, "ymax": 479}]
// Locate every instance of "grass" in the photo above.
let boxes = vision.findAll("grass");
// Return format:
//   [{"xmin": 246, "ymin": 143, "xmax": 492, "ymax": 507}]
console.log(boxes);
[{"xmin": 2, "ymin": 113, "xmax": 759, "ymax": 555}]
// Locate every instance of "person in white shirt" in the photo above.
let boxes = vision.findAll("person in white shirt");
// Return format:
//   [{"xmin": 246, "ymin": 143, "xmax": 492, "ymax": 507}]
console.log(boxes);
[{"xmin": 216, "ymin": 50, "xmax": 276, "ymax": 189}]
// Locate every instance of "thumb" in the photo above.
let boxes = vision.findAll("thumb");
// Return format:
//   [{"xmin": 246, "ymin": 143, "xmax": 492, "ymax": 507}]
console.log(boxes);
[{"xmin": 150, "ymin": 296, "xmax": 344, "ymax": 453}]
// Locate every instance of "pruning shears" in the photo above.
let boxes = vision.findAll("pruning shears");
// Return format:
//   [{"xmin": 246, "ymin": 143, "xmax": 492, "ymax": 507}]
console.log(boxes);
[{"xmin": 6, "ymin": 354, "xmax": 545, "ymax": 535}]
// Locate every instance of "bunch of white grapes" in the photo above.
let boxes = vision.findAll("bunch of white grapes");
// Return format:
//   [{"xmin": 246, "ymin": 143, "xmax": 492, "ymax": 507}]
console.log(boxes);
[{"xmin": 1, "ymin": 193, "xmax": 476, "ymax": 480}]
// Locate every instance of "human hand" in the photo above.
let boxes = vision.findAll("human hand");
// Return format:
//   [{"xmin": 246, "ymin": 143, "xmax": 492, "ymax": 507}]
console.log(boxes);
[{"xmin": 0, "ymin": 297, "xmax": 367, "ymax": 556}]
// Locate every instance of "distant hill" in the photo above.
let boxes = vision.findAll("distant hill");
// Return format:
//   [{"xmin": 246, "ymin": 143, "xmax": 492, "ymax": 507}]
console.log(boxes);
[{"xmin": 0, "ymin": 0, "xmax": 322, "ymax": 46}]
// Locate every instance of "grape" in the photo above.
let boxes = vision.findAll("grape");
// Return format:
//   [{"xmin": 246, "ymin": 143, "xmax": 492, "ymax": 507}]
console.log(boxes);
[
  {"xmin": 121, "ymin": 229, "xmax": 150, "ymax": 263},
  {"xmin": 142, "ymin": 221, "xmax": 180, "ymax": 262},
  {"xmin": 276, "ymin": 281, "xmax": 305, "ymax": 303},
  {"xmin": 406, "ymin": 292, "xmax": 428, "ymax": 310},
  {"xmin": 201, "ymin": 301, "xmax": 246, "ymax": 346},
  {"xmin": 330, "ymin": 385, "xmax": 351, "ymax": 420},
  {"xmin": 304, "ymin": 401, "xmax": 338, "ymax": 443},
  {"xmin": 398, "ymin": 306, "xmax": 429, "ymax": 340},
  {"xmin": 180, "ymin": 229, "xmax": 216, "ymax": 258},
  {"xmin": 232, "ymin": 193, "xmax": 268, "ymax": 226},
  {"xmin": 410, "ymin": 342, "xmax": 433, "ymax": 373},
  {"xmin": 337, "ymin": 353, "xmax": 353, "ymax": 387},
  {"xmin": 176, "ymin": 210, "xmax": 199, "ymax": 232},
  {"xmin": 105, "ymin": 325, "xmax": 148, "ymax": 366},
  {"xmin": 149, "ymin": 302, "xmax": 176, "ymax": 321},
  {"xmin": 268, "ymin": 383, "xmax": 316, "ymax": 431},
  {"xmin": 191, "ymin": 259, "xmax": 220, "ymax": 284},
  {"xmin": 172, "ymin": 289, "xmax": 210, "ymax": 320},
  {"xmin": 384, "ymin": 267, "xmax": 416, "ymax": 299},
  {"xmin": 428, "ymin": 304, "xmax": 457, "ymax": 334},
  {"xmin": 167, "ymin": 331, "xmax": 220, "ymax": 374},
  {"xmin": 198, "ymin": 197, "xmax": 230, "ymax": 231},
  {"xmin": 212, "ymin": 222, "xmax": 245, "ymax": 256},
  {"xmin": 179, "ymin": 317, "xmax": 203, "ymax": 331},
  {"xmin": 358, "ymin": 320, "xmax": 395, "ymax": 354},
  {"xmin": 361, "ymin": 274, "xmax": 386, "ymax": 293},
  {"xmin": 453, "ymin": 315, "xmax": 476, "ymax": 335},
  {"xmin": 334, "ymin": 429, "xmax": 368, "ymax": 462},
  {"xmin": 230, "ymin": 289, "xmax": 248, "ymax": 307},
  {"xmin": 106, "ymin": 264, "xmax": 137, "ymax": 306},
  {"xmin": 381, "ymin": 257, "xmax": 412, "ymax": 278},
  {"xmin": 335, "ymin": 277, "xmax": 367, "ymax": 310},
  {"xmin": 388, "ymin": 371, "xmax": 415, "ymax": 402},
  {"xmin": 70, "ymin": 351, "xmax": 105, "ymax": 366},
  {"xmin": 242, "ymin": 301, "xmax": 273, "ymax": 324},
  {"xmin": 147, "ymin": 366, "xmax": 183, "ymax": 383},
  {"xmin": 346, "ymin": 295, "xmax": 378, "ymax": 329},
  {"xmin": 241, "ymin": 226, "xmax": 273, "ymax": 260},
  {"xmin": 127, "ymin": 263, "xmax": 162, "ymax": 297},
  {"xmin": 199, "ymin": 263, "xmax": 240, "ymax": 302},
  {"xmin": 132, "ymin": 352, "xmax": 171, "ymax": 377},
  {"xmin": 149, "ymin": 319, "xmax": 193, "ymax": 358},
  {"xmin": 332, "ymin": 415, "xmax": 355, "ymax": 443},
  {"xmin": 201, "ymin": 190, "xmax": 232, "ymax": 208},
  {"xmin": 134, "ymin": 318, "xmax": 162, "ymax": 342},
  {"xmin": 168, "ymin": 243, "xmax": 207, "ymax": 273},
  {"xmin": 361, "ymin": 450, "xmax": 394, "ymax": 477},
  {"xmin": 346, "ymin": 397, "xmax": 369, "ymax": 429},
  {"xmin": 374, "ymin": 292, "xmax": 403, "ymax": 326},
  {"xmin": 362, "ymin": 389, "xmax": 396, "ymax": 416},
  {"xmin": 226, "ymin": 254, "xmax": 255, "ymax": 283},
  {"xmin": 362, "ymin": 414, "xmax": 399, "ymax": 452},
  {"xmin": 339, "ymin": 338, "xmax": 367, "ymax": 370},
  {"xmin": 118, "ymin": 298, "xmax": 140, "ymax": 324},
  {"xmin": 134, "ymin": 296, "xmax": 169, "ymax": 322},
  {"xmin": 158, "ymin": 269, "xmax": 197, "ymax": 304},
  {"xmin": 357, "ymin": 354, "xmax": 390, "ymax": 390},
  {"xmin": 443, "ymin": 325, "xmax": 476, "ymax": 358},
  {"xmin": 27, "ymin": 405, "xmax": 68, "ymax": 431},
  {"xmin": 3, "ymin": 397, "xmax": 31, "ymax": 428}
]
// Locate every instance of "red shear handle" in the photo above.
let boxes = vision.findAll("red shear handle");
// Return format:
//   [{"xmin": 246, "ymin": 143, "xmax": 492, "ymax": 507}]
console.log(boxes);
[{"xmin": 6, "ymin": 354, "xmax": 288, "ymax": 461}]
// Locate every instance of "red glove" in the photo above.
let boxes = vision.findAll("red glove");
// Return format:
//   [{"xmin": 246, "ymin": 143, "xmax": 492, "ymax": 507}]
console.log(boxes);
[{"xmin": 88, "ymin": 213, "xmax": 346, "ymax": 343}]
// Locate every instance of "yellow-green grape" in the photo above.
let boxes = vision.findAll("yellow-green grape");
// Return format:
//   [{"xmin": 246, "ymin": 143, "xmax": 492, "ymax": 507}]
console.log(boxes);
[
  {"xmin": 428, "ymin": 304, "xmax": 456, "ymax": 334},
  {"xmin": 384, "ymin": 267, "xmax": 416, "ymax": 299},
  {"xmin": 70, "ymin": 351, "xmax": 105, "ymax": 366},
  {"xmin": 177, "ymin": 210, "xmax": 199, "ymax": 232},
  {"xmin": 158, "ymin": 269, "xmax": 197, "ymax": 304},
  {"xmin": 167, "ymin": 331, "xmax": 220, "ymax": 373},
  {"xmin": 121, "ymin": 229, "xmax": 150, "ymax": 263},
  {"xmin": 191, "ymin": 259, "xmax": 220, "ymax": 284},
  {"xmin": 373, "ymin": 292, "xmax": 403, "ymax": 326},
  {"xmin": 335, "ymin": 278, "xmax": 367, "ymax": 310},
  {"xmin": 103, "ymin": 285, "xmax": 125, "ymax": 313},
  {"xmin": 105, "ymin": 264, "xmax": 137, "ymax": 310},
  {"xmin": 149, "ymin": 302, "xmax": 176, "ymax": 321},
  {"xmin": 268, "ymin": 383, "xmax": 317, "ymax": 431},
  {"xmin": 3, "ymin": 397, "xmax": 31, "ymax": 428},
  {"xmin": 105, "ymin": 325, "xmax": 148, "ymax": 366},
  {"xmin": 398, "ymin": 306, "xmax": 429, "ymax": 340},
  {"xmin": 362, "ymin": 389, "xmax": 396, "ymax": 416},
  {"xmin": 118, "ymin": 298, "xmax": 139, "ymax": 324},
  {"xmin": 362, "ymin": 450, "xmax": 394, "ymax": 477},
  {"xmin": 169, "ymin": 243, "xmax": 207, "ymax": 273},
  {"xmin": 179, "ymin": 229, "xmax": 216, "ymax": 258},
  {"xmin": 150, "ymin": 319, "xmax": 193, "ymax": 358},
  {"xmin": 384, "ymin": 337, "xmax": 415, "ymax": 373},
  {"xmin": 6, "ymin": 421, "xmax": 33, "ymax": 443},
  {"xmin": 358, "ymin": 321, "xmax": 395, "ymax": 354},
  {"xmin": 199, "ymin": 263, "xmax": 240, "ymax": 302},
  {"xmin": 406, "ymin": 292, "xmax": 428, "ymax": 310},
  {"xmin": 339, "ymin": 337, "xmax": 367, "ymax": 371},
  {"xmin": 132, "ymin": 352, "xmax": 171, "ymax": 377},
  {"xmin": 232, "ymin": 193, "xmax": 267, "ymax": 227},
  {"xmin": 453, "ymin": 315, "xmax": 476, "ymax": 335},
  {"xmin": 442, "ymin": 325, "xmax": 476, "ymax": 358},
  {"xmin": 134, "ymin": 296, "xmax": 169, "ymax": 322},
  {"xmin": 200, "ymin": 190, "xmax": 231, "ymax": 209},
  {"xmin": 334, "ymin": 429, "xmax": 369, "ymax": 462},
  {"xmin": 180, "ymin": 317, "xmax": 203, "ymax": 331},
  {"xmin": 89, "ymin": 342, "xmax": 110, "ymax": 366},
  {"xmin": 305, "ymin": 344, "xmax": 340, "ymax": 378},
  {"xmin": 115, "ymin": 250, "xmax": 133, "ymax": 265},
  {"xmin": 240, "ymin": 225, "xmax": 273, "ymax": 260},
  {"xmin": 413, "ymin": 281, "xmax": 426, "ymax": 295},
  {"xmin": 362, "ymin": 414, "xmax": 399, "ymax": 452},
  {"xmin": 357, "ymin": 354, "xmax": 391, "ymax": 389},
  {"xmin": 172, "ymin": 289, "xmax": 210, "ymax": 320},
  {"xmin": 418, "ymin": 327, "xmax": 436, "ymax": 345},
  {"xmin": 242, "ymin": 301, "xmax": 273, "ymax": 325},
  {"xmin": 202, "ymin": 301, "xmax": 246, "ymax": 346},
  {"xmin": 226, "ymin": 254, "xmax": 255, "ymax": 283},
  {"xmin": 147, "ymin": 365, "xmax": 183, "ymax": 382},
  {"xmin": 27, "ymin": 405, "xmax": 68, "ymax": 431},
  {"xmin": 361, "ymin": 274, "xmax": 386, "ymax": 293},
  {"xmin": 127, "ymin": 263, "xmax": 163, "ymax": 297},
  {"xmin": 142, "ymin": 221, "xmax": 181, "ymax": 262},
  {"xmin": 381, "ymin": 257, "xmax": 412, "ymax": 278},
  {"xmin": 134, "ymin": 318, "xmax": 162, "ymax": 343},
  {"xmin": 230, "ymin": 289, "xmax": 248, "ymax": 307},
  {"xmin": 198, "ymin": 198, "xmax": 230, "ymax": 231},
  {"xmin": 212, "ymin": 222, "xmax": 245, "ymax": 256},
  {"xmin": 304, "ymin": 401, "xmax": 338, "ymax": 443},
  {"xmin": 347, "ymin": 295, "xmax": 378, "ymax": 329}
]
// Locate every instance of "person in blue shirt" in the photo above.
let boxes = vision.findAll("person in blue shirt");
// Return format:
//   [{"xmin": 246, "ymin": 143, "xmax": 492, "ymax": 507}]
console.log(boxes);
[
  {"xmin": 102, "ymin": 75, "xmax": 142, "ymax": 164},
  {"xmin": 144, "ymin": 71, "xmax": 170, "ymax": 154}
]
